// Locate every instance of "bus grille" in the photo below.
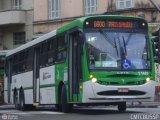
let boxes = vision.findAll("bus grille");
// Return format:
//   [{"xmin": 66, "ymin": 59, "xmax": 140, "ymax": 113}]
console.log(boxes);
[
  {"xmin": 97, "ymin": 90, "xmax": 146, "ymax": 96},
  {"xmin": 97, "ymin": 80, "xmax": 146, "ymax": 85}
]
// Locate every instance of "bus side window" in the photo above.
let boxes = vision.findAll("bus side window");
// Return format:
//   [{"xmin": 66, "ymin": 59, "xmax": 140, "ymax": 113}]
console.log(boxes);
[
  {"xmin": 26, "ymin": 48, "xmax": 33, "ymax": 71},
  {"xmin": 47, "ymin": 37, "xmax": 56, "ymax": 65},
  {"xmin": 5, "ymin": 59, "xmax": 9, "ymax": 77},
  {"xmin": 56, "ymin": 34, "xmax": 67, "ymax": 62},
  {"xmin": 40, "ymin": 42, "xmax": 48, "ymax": 67},
  {"xmin": 19, "ymin": 51, "xmax": 26, "ymax": 72},
  {"xmin": 13, "ymin": 54, "xmax": 19, "ymax": 75}
]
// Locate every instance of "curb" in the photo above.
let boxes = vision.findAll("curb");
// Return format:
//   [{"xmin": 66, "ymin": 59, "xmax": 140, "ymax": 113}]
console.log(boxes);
[{"xmin": 0, "ymin": 104, "xmax": 15, "ymax": 110}]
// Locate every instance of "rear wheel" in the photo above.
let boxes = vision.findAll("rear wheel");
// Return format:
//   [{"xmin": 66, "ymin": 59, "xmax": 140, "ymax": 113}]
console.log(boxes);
[
  {"xmin": 61, "ymin": 85, "xmax": 72, "ymax": 113},
  {"xmin": 118, "ymin": 102, "xmax": 126, "ymax": 112},
  {"xmin": 14, "ymin": 91, "xmax": 19, "ymax": 110},
  {"xmin": 19, "ymin": 90, "xmax": 26, "ymax": 111},
  {"xmin": 19, "ymin": 90, "xmax": 35, "ymax": 111}
]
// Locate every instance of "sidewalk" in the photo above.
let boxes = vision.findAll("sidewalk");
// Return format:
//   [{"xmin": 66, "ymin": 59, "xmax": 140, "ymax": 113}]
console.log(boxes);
[{"xmin": 0, "ymin": 104, "xmax": 15, "ymax": 110}]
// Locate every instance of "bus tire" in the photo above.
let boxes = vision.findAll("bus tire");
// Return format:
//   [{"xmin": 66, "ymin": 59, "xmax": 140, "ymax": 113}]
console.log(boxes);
[
  {"xmin": 13, "ymin": 91, "xmax": 20, "ymax": 110},
  {"xmin": 19, "ymin": 90, "xmax": 26, "ymax": 111},
  {"xmin": 61, "ymin": 85, "xmax": 72, "ymax": 113},
  {"xmin": 118, "ymin": 102, "xmax": 126, "ymax": 112}
]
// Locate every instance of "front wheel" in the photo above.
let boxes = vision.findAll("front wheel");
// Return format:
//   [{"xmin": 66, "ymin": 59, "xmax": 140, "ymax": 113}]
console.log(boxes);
[
  {"xmin": 61, "ymin": 85, "xmax": 72, "ymax": 113},
  {"xmin": 118, "ymin": 102, "xmax": 126, "ymax": 112}
]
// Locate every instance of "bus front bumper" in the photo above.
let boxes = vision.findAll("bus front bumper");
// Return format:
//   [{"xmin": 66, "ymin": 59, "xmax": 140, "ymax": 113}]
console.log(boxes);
[{"xmin": 82, "ymin": 80, "xmax": 156, "ymax": 103}]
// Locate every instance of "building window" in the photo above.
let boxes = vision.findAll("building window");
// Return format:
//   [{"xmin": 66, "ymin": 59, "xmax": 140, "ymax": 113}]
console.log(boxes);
[
  {"xmin": 12, "ymin": 0, "xmax": 22, "ymax": 9},
  {"xmin": 13, "ymin": 32, "xmax": 25, "ymax": 45},
  {"xmin": 84, "ymin": 0, "xmax": 97, "ymax": 15},
  {"xmin": 116, "ymin": 0, "xmax": 134, "ymax": 9},
  {"xmin": 48, "ymin": 0, "xmax": 60, "ymax": 19}
]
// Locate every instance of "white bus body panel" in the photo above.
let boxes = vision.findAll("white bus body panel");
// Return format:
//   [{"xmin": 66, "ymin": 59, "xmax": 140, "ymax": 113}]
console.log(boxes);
[
  {"xmin": 39, "ymin": 65, "xmax": 56, "ymax": 104},
  {"xmin": 82, "ymin": 80, "xmax": 156, "ymax": 103}
]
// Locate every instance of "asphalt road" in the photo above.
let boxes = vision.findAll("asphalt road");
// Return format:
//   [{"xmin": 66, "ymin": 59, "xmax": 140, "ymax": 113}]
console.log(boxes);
[{"xmin": 0, "ymin": 106, "xmax": 160, "ymax": 120}]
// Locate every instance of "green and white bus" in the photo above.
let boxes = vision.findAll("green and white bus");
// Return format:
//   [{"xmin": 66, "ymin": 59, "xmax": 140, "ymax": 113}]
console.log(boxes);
[{"xmin": 4, "ymin": 15, "xmax": 156, "ymax": 112}]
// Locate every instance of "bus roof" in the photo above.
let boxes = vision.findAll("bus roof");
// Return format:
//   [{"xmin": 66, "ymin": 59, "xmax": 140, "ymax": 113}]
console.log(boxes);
[
  {"xmin": 0, "ymin": 50, "xmax": 10, "ymax": 56},
  {"xmin": 6, "ymin": 15, "xmax": 146, "ymax": 57},
  {"xmin": 6, "ymin": 30, "xmax": 56, "ymax": 57}
]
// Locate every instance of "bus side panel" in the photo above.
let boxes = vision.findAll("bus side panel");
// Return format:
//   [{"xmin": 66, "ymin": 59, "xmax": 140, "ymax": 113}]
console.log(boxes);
[
  {"xmin": 22, "ymin": 71, "xmax": 33, "ymax": 104},
  {"xmin": 39, "ymin": 65, "xmax": 56, "ymax": 104},
  {"xmin": 12, "ymin": 71, "xmax": 33, "ymax": 104},
  {"xmin": 12, "ymin": 74, "xmax": 21, "ymax": 104}
]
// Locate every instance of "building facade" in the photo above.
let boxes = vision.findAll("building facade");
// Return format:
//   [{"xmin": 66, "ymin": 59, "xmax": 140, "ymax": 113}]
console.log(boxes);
[
  {"xmin": 0, "ymin": 0, "xmax": 33, "ymax": 50},
  {"xmin": 0, "ymin": 0, "xmax": 159, "ymax": 49},
  {"xmin": 33, "ymin": 0, "xmax": 160, "ymax": 36},
  {"xmin": 33, "ymin": 0, "xmax": 108, "ymax": 37},
  {"xmin": 1, "ymin": 0, "xmax": 158, "ymax": 44},
  {"xmin": 106, "ymin": 0, "xmax": 160, "ymax": 31}
]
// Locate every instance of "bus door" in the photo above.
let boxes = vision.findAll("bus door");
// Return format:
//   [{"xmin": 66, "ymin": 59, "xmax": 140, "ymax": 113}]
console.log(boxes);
[
  {"xmin": 69, "ymin": 30, "xmax": 83, "ymax": 102},
  {"xmin": 8, "ymin": 59, "xmax": 12, "ymax": 103},
  {"xmin": 33, "ymin": 47, "xmax": 40, "ymax": 104}
]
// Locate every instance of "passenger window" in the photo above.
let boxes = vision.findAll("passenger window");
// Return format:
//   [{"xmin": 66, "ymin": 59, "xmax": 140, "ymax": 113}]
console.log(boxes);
[
  {"xmin": 47, "ymin": 38, "xmax": 56, "ymax": 65},
  {"xmin": 57, "ymin": 34, "xmax": 67, "ymax": 62},
  {"xmin": 26, "ymin": 48, "xmax": 33, "ymax": 71},
  {"xmin": 40, "ymin": 42, "xmax": 48, "ymax": 67}
]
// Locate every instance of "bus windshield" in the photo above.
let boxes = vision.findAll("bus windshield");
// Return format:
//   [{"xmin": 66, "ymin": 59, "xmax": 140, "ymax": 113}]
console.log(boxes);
[{"xmin": 86, "ymin": 30, "xmax": 151, "ymax": 70}]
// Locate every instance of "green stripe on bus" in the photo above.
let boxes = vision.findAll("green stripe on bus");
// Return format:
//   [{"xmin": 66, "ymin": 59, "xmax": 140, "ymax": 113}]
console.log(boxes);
[
  {"xmin": 12, "ymin": 87, "xmax": 33, "ymax": 91},
  {"xmin": 40, "ymin": 84, "xmax": 55, "ymax": 88},
  {"xmin": 11, "ymin": 84, "xmax": 55, "ymax": 91},
  {"xmin": 24, "ymin": 87, "xmax": 33, "ymax": 90}
]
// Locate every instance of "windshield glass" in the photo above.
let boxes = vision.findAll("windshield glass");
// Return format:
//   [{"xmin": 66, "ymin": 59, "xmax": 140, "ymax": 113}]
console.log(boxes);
[{"xmin": 86, "ymin": 30, "xmax": 150, "ymax": 70}]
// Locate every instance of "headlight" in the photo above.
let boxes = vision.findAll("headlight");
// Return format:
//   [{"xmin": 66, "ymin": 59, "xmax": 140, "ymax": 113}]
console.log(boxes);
[
  {"xmin": 91, "ymin": 78, "xmax": 97, "ymax": 83},
  {"xmin": 146, "ymin": 77, "xmax": 150, "ymax": 83}
]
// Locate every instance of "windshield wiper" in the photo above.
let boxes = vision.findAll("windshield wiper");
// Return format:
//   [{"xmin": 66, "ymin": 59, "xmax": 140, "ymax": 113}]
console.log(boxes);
[
  {"xmin": 99, "ymin": 29, "xmax": 115, "ymax": 47},
  {"xmin": 125, "ymin": 33, "xmax": 132, "ymax": 45},
  {"xmin": 122, "ymin": 36, "xmax": 127, "ymax": 55},
  {"xmin": 99, "ymin": 29, "xmax": 119, "ymax": 56},
  {"xmin": 114, "ymin": 37, "xmax": 119, "ymax": 57}
]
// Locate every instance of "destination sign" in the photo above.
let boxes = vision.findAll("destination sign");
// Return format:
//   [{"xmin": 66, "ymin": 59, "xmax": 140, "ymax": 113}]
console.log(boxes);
[
  {"xmin": 84, "ymin": 18, "xmax": 147, "ymax": 29},
  {"xmin": 93, "ymin": 21, "xmax": 133, "ymax": 28}
]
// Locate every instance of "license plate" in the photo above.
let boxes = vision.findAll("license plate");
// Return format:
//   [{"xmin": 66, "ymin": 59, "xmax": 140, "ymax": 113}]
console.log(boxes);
[{"xmin": 118, "ymin": 88, "xmax": 129, "ymax": 93}]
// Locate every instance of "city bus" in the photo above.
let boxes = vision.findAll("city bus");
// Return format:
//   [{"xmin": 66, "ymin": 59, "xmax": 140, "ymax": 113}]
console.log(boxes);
[{"xmin": 4, "ymin": 15, "xmax": 156, "ymax": 112}]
